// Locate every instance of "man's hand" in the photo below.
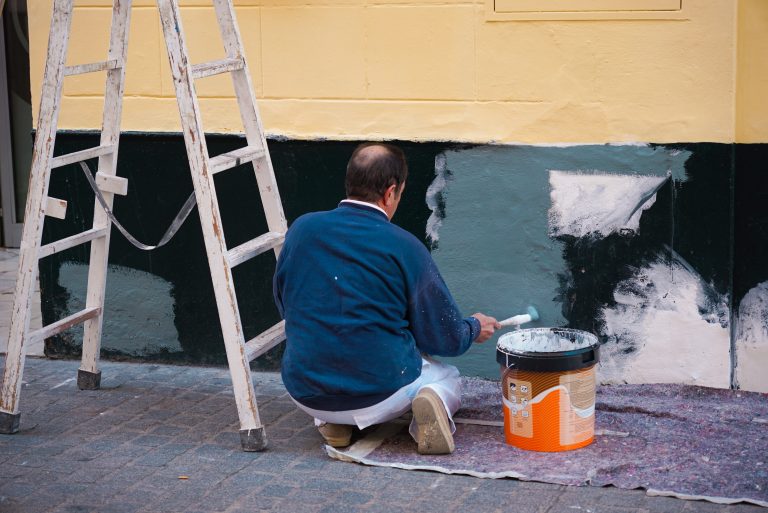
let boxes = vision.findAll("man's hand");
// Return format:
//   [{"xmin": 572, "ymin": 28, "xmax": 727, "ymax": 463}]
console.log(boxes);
[{"xmin": 471, "ymin": 313, "xmax": 501, "ymax": 343}]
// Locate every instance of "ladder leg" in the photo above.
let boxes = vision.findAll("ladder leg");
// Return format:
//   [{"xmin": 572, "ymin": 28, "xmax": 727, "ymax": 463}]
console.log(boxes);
[
  {"xmin": 157, "ymin": 0, "xmax": 266, "ymax": 451},
  {"xmin": 79, "ymin": 0, "xmax": 133, "ymax": 390},
  {"xmin": 0, "ymin": 0, "xmax": 75, "ymax": 433}
]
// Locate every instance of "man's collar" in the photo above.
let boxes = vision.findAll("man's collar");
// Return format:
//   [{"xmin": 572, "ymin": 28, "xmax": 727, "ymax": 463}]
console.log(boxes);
[{"xmin": 339, "ymin": 199, "xmax": 389, "ymax": 220}]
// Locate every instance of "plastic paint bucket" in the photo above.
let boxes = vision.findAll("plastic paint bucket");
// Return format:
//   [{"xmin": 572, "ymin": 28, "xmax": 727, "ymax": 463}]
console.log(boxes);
[{"xmin": 496, "ymin": 328, "xmax": 600, "ymax": 452}]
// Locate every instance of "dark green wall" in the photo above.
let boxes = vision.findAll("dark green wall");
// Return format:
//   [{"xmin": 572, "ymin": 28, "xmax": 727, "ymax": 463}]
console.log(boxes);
[
  {"xmin": 41, "ymin": 133, "xmax": 451, "ymax": 368},
  {"xmin": 38, "ymin": 134, "xmax": 767, "ymax": 382}
]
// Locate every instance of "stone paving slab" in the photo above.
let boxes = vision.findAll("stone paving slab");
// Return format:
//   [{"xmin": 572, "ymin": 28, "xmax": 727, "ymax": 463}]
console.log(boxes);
[
  {"xmin": 0, "ymin": 249, "xmax": 43, "ymax": 356},
  {"xmin": 0, "ymin": 357, "xmax": 766, "ymax": 513}
]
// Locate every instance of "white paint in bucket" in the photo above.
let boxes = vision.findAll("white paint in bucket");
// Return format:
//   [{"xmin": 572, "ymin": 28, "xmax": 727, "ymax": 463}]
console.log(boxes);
[{"xmin": 498, "ymin": 328, "xmax": 597, "ymax": 354}]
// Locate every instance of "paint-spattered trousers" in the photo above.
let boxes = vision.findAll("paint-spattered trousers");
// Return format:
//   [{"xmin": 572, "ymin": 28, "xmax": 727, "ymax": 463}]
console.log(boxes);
[{"xmin": 290, "ymin": 357, "xmax": 461, "ymax": 441}]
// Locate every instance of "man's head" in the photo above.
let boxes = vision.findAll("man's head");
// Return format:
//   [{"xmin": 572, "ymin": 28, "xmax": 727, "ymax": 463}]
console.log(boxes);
[{"xmin": 345, "ymin": 143, "xmax": 408, "ymax": 219}]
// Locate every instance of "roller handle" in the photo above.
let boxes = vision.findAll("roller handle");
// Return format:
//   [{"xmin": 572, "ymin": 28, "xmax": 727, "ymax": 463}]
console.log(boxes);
[
  {"xmin": 499, "ymin": 314, "xmax": 532, "ymax": 327},
  {"xmin": 498, "ymin": 306, "xmax": 540, "ymax": 328}
]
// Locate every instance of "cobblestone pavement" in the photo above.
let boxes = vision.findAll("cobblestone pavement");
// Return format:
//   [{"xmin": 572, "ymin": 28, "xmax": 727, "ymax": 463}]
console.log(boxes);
[
  {"xmin": 0, "ymin": 249, "xmax": 43, "ymax": 356},
  {"xmin": 0, "ymin": 357, "xmax": 764, "ymax": 513}
]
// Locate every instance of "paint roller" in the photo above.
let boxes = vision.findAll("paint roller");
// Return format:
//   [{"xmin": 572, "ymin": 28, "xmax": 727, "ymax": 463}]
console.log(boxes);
[{"xmin": 498, "ymin": 306, "xmax": 540, "ymax": 329}]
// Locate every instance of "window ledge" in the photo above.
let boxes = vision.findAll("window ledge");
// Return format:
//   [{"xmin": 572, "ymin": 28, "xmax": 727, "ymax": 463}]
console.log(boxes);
[{"xmin": 487, "ymin": 0, "xmax": 687, "ymax": 21}]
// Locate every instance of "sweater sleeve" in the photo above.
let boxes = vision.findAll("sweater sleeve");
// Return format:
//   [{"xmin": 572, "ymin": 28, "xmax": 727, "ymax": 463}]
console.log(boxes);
[{"xmin": 405, "ymin": 244, "xmax": 478, "ymax": 357}]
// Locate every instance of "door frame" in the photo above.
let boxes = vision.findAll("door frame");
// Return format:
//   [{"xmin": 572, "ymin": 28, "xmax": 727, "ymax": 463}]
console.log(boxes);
[{"xmin": 0, "ymin": 14, "xmax": 24, "ymax": 248}]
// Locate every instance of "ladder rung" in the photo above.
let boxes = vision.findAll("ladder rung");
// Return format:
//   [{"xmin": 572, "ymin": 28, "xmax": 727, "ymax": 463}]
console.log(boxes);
[
  {"xmin": 191, "ymin": 57, "xmax": 244, "ymax": 80},
  {"xmin": 245, "ymin": 321, "xmax": 286, "ymax": 362},
  {"xmin": 51, "ymin": 144, "xmax": 115, "ymax": 169},
  {"xmin": 209, "ymin": 146, "xmax": 265, "ymax": 174},
  {"xmin": 226, "ymin": 232, "xmax": 285, "ymax": 268},
  {"xmin": 30, "ymin": 307, "xmax": 101, "ymax": 343},
  {"xmin": 64, "ymin": 59, "xmax": 121, "ymax": 77},
  {"xmin": 39, "ymin": 228, "xmax": 109, "ymax": 259}
]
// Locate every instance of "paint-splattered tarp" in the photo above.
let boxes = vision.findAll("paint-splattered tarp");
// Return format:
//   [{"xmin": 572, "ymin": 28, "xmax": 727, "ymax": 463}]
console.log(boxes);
[{"xmin": 327, "ymin": 379, "xmax": 768, "ymax": 507}]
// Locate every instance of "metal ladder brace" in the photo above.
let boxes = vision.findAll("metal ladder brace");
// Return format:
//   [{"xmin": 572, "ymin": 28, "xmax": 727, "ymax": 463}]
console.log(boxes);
[{"xmin": 0, "ymin": 0, "xmax": 288, "ymax": 451}]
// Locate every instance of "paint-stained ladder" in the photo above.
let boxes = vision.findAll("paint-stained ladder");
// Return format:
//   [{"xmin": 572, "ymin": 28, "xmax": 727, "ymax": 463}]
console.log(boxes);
[{"xmin": 0, "ymin": 0, "xmax": 288, "ymax": 452}]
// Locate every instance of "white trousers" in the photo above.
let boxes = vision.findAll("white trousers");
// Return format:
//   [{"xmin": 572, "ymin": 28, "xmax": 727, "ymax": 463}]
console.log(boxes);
[{"xmin": 291, "ymin": 357, "xmax": 461, "ymax": 441}]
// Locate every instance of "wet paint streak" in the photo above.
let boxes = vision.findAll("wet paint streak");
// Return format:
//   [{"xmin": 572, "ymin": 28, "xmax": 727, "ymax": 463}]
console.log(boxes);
[{"xmin": 425, "ymin": 153, "xmax": 451, "ymax": 249}]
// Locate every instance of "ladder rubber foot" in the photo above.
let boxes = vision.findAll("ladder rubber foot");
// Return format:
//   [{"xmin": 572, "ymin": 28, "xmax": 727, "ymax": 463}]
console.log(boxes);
[
  {"xmin": 77, "ymin": 369, "xmax": 102, "ymax": 390},
  {"xmin": 239, "ymin": 427, "xmax": 267, "ymax": 452},
  {"xmin": 0, "ymin": 411, "xmax": 21, "ymax": 434}
]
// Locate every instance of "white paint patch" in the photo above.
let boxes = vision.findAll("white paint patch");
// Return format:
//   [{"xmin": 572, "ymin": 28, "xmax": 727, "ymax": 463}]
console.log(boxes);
[
  {"xmin": 425, "ymin": 153, "xmax": 450, "ymax": 245},
  {"xmin": 597, "ymin": 252, "xmax": 730, "ymax": 388},
  {"xmin": 734, "ymin": 281, "xmax": 768, "ymax": 392},
  {"xmin": 548, "ymin": 171, "xmax": 669, "ymax": 238},
  {"xmin": 58, "ymin": 263, "xmax": 182, "ymax": 355}
]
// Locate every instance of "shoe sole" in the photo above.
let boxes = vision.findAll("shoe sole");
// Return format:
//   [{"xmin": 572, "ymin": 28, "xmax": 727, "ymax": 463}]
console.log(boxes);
[
  {"xmin": 412, "ymin": 388, "xmax": 455, "ymax": 455},
  {"xmin": 323, "ymin": 436, "xmax": 352, "ymax": 448}
]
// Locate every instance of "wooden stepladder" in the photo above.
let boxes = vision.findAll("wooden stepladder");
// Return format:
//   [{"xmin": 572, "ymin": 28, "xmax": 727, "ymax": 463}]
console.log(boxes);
[{"xmin": 0, "ymin": 0, "xmax": 288, "ymax": 451}]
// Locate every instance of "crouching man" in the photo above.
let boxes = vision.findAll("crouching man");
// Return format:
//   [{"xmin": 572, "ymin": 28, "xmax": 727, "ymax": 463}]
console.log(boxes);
[{"xmin": 273, "ymin": 143, "xmax": 499, "ymax": 455}]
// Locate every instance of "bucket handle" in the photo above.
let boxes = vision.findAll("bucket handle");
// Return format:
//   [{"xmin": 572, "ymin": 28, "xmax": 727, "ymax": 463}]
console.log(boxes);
[{"xmin": 581, "ymin": 348, "xmax": 597, "ymax": 367}]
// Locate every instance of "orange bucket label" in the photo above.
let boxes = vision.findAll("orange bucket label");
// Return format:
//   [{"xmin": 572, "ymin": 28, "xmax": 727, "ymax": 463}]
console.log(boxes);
[{"xmin": 502, "ymin": 366, "xmax": 595, "ymax": 452}]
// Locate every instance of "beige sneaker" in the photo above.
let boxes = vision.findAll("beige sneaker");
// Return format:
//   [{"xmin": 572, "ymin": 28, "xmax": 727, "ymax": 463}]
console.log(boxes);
[
  {"xmin": 317, "ymin": 423, "xmax": 355, "ymax": 448},
  {"xmin": 411, "ymin": 388, "xmax": 455, "ymax": 455}
]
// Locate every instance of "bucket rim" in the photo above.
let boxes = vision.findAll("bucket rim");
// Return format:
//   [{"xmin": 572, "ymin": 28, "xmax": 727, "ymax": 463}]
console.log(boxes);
[{"xmin": 496, "ymin": 327, "xmax": 599, "ymax": 358}]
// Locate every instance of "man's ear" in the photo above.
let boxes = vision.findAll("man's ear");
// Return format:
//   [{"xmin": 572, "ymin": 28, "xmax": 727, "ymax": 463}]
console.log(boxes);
[{"xmin": 383, "ymin": 183, "xmax": 398, "ymax": 206}]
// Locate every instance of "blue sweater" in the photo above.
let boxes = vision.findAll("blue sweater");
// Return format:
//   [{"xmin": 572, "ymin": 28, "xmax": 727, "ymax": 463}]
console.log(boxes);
[{"xmin": 273, "ymin": 201, "xmax": 480, "ymax": 411}]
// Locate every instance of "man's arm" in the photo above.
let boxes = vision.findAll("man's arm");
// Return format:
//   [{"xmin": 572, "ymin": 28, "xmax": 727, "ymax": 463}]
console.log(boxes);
[{"xmin": 405, "ymin": 253, "xmax": 498, "ymax": 357}]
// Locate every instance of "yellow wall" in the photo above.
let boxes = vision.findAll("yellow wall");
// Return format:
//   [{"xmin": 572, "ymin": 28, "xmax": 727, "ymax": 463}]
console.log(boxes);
[
  {"xmin": 28, "ymin": 0, "xmax": 765, "ymax": 143},
  {"xmin": 736, "ymin": 0, "xmax": 768, "ymax": 143}
]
